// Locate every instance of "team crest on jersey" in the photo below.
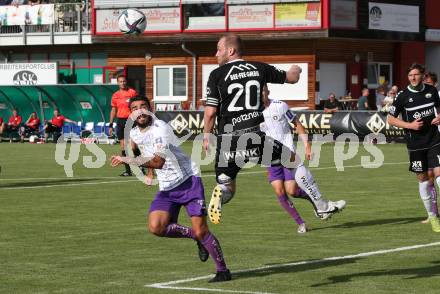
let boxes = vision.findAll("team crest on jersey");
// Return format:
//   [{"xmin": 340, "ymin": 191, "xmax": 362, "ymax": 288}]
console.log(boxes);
[
  {"xmin": 426, "ymin": 93, "xmax": 432, "ymax": 99},
  {"xmin": 409, "ymin": 98, "xmax": 413, "ymax": 103}
]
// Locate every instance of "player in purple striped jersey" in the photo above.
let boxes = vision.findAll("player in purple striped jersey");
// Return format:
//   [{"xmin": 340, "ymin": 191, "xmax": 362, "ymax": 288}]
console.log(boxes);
[{"xmin": 111, "ymin": 96, "xmax": 231, "ymax": 282}]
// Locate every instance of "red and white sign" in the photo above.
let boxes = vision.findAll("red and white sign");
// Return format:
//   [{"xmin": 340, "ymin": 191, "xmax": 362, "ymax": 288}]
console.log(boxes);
[
  {"xmin": 95, "ymin": 7, "xmax": 180, "ymax": 34},
  {"xmin": 228, "ymin": 5, "xmax": 273, "ymax": 30}
]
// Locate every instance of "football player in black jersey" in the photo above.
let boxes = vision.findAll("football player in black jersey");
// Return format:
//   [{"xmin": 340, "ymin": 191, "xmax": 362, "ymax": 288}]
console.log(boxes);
[
  {"xmin": 388, "ymin": 63, "xmax": 440, "ymax": 232},
  {"xmin": 420, "ymin": 72, "xmax": 440, "ymax": 224},
  {"xmin": 203, "ymin": 34, "xmax": 346, "ymax": 224}
]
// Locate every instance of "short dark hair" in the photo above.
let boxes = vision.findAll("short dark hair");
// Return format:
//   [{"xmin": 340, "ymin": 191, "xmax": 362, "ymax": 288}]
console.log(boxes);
[
  {"xmin": 128, "ymin": 96, "xmax": 151, "ymax": 110},
  {"xmin": 222, "ymin": 34, "xmax": 244, "ymax": 56},
  {"xmin": 407, "ymin": 63, "xmax": 425, "ymax": 75},
  {"xmin": 116, "ymin": 74, "xmax": 126, "ymax": 81},
  {"xmin": 425, "ymin": 71, "xmax": 438, "ymax": 84}
]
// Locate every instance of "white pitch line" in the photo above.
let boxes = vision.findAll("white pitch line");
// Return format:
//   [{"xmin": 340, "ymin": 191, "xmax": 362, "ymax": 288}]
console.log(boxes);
[
  {"xmin": 0, "ymin": 162, "xmax": 408, "ymax": 191},
  {"xmin": 145, "ymin": 241, "xmax": 440, "ymax": 293}
]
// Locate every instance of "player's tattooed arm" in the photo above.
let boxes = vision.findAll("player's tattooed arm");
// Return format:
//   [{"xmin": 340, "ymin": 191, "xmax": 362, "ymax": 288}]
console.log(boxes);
[{"xmin": 110, "ymin": 154, "xmax": 165, "ymax": 169}]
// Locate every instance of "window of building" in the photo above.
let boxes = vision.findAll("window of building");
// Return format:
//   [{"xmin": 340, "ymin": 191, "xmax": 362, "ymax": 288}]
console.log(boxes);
[
  {"xmin": 368, "ymin": 62, "xmax": 392, "ymax": 88},
  {"xmin": 182, "ymin": 1, "xmax": 225, "ymax": 31},
  {"xmin": 71, "ymin": 52, "xmax": 89, "ymax": 67},
  {"xmin": 30, "ymin": 53, "xmax": 48, "ymax": 63},
  {"xmin": 154, "ymin": 65, "xmax": 187, "ymax": 101},
  {"xmin": 90, "ymin": 52, "xmax": 107, "ymax": 67},
  {"xmin": 49, "ymin": 52, "xmax": 69, "ymax": 65},
  {"xmin": 10, "ymin": 53, "xmax": 28, "ymax": 63}
]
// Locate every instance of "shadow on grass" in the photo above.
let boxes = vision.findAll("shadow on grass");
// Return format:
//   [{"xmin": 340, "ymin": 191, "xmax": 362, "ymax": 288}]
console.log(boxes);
[
  {"xmin": 312, "ymin": 217, "xmax": 423, "ymax": 231},
  {"xmin": 311, "ymin": 261, "xmax": 440, "ymax": 287},
  {"xmin": 231, "ymin": 258, "xmax": 359, "ymax": 281},
  {"xmin": 0, "ymin": 178, "xmax": 101, "ymax": 188}
]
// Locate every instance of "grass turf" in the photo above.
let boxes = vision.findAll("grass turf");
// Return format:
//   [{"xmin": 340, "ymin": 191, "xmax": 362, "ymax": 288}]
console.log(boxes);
[{"xmin": 0, "ymin": 142, "xmax": 439, "ymax": 294}]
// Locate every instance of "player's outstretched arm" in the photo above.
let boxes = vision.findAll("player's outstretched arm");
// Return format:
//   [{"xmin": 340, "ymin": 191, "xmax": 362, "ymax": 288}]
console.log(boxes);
[
  {"xmin": 203, "ymin": 106, "xmax": 217, "ymax": 153},
  {"xmin": 285, "ymin": 65, "xmax": 302, "ymax": 84},
  {"xmin": 110, "ymin": 154, "xmax": 165, "ymax": 169}
]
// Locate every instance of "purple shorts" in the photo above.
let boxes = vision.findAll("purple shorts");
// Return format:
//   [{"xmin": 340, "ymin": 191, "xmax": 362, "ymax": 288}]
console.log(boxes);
[
  {"xmin": 149, "ymin": 176, "xmax": 206, "ymax": 222},
  {"xmin": 267, "ymin": 166, "xmax": 295, "ymax": 183}
]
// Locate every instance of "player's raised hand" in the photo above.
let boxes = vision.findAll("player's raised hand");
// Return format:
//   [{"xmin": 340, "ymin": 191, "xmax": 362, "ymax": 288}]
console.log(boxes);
[
  {"xmin": 110, "ymin": 155, "xmax": 124, "ymax": 167},
  {"xmin": 409, "ymin": 118, "xmax": 423, "ymax": 130}
]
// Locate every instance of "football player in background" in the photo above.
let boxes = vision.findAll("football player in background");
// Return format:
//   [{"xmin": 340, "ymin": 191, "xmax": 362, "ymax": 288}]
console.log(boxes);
[
  {"xmin": 388, "ymin": 63, "xmax": 440, "ymax": 232},
  {"xmin": 261, "ymin": 86, "xmax": 346, "ymax": 233}
]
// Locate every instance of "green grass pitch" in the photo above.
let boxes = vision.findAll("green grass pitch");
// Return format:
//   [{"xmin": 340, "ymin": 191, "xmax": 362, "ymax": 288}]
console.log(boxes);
[{"xmin": 1, "ymin": 142, "xmax": 439, "ymax": 293}]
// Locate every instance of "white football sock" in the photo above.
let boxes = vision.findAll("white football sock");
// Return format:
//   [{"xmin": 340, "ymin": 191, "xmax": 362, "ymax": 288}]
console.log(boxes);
[
  {"xmin": 419, "ymin": 181, "xmax": 434, "ymax": 217},
  {"xmin": 294, "ymin": 165, "xmax": 328, "ymax": 211}
]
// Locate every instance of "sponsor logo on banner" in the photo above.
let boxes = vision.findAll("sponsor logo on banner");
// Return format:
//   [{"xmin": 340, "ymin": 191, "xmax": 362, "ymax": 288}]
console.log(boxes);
[
  {"xmin": 166, "ymin": 112, "xmax": 204, "ymax": 137},
  {"xmin": 13, "ymin": 70, "xmax": 37, "ymax": 85},
  {"xmin": 366, "ymin": 113, "xmax": 386, "ymax": 134},
  {"xmin": 170, "ymin": 114, "xmax": 189, "ymax": 135}
]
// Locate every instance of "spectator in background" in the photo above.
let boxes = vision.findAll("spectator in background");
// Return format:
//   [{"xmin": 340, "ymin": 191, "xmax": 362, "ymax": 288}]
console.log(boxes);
[
  {"xmin": 20, "ymin": 111, "xmax": 40, "ymax": 143},
  {"xmin": 424, "ymin": 72, "xmax": 440, "ymax": 96},
  {"xmin": 5, "ymin": 109, "xmax": 22, "ymax": 143},
  {"xmin": 44, "ymin": 109, "xmax": 76, "ymax": 143},
  {"xmin": 376, "ymin": 85, "xmax": 387, "ymax": 111},
  {"xmin": 382, "ymin": 89, "xmax": 397, "ymax": 112},
  {"xmin": 323, "ymin": 93, "xmax": 339, "ymax": 113},
  {"xmin": 0, "ymin": 116, "xmax": 5, "ymax": 143},
  {"xmin": 357, "ymin": 88, "xmax": 369, "ymax": 110},
  {"xmin": 391, "ymin": 85, "xmax": 399, "ymax": 94}
]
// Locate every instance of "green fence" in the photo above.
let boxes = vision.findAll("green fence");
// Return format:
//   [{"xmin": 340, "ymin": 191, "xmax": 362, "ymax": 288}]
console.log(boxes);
[{"xmin": 0, "ymin": 85, "xmax": 118, "ymax": 124}]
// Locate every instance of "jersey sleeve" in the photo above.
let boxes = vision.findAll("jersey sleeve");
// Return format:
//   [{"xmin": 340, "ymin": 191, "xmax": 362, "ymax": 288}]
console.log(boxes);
[
  {"xmin": 205, "ymin": 71, "xmax": 220, "ymax": 107},
  {"xmin": 281, "ymin": 102, "xmax": 296, "ymax": 123},
  {"xmin": 388, "ymin": 91, "xmax": 404, "ymax": 118},
  {"xmin": 263, "ymin": 63, "xmax": 286, "ymax": 84}
]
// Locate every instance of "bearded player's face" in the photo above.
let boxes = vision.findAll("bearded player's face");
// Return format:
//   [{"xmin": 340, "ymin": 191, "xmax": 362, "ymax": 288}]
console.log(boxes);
[{"xmin": 130, "ymin": 100, "xmax": 151, "ymax": 127}]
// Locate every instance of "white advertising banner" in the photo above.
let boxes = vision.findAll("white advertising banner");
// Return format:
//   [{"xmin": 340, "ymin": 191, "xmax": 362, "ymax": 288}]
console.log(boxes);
[
  {"xmin": 368, "ymin": 2, "xmax": 419, "ymax": 33},
  {"xmin": 0, "ymin": 63, "xmax": 58, "ymax": 85},
  {"xmin": 96, "ymin": 7, "xmax": 180, "ymax": 33},
  {"xmin": 267, "ymin": 63, "xmax": 308, "ymax": 101},
  {"xmin": 330, "ymin": 0, "xmax": 357, "ymax": 29},
  {"xmin": 0, "ymin": 4, "xmax": 54, "ymax": 25},
  {"xmin": 228, "ymin": 4, "xmax": 273, "ymax": 29}
]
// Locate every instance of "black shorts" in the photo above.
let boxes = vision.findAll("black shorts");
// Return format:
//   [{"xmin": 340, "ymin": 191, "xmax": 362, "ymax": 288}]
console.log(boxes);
[
  {"xmin": 116, "ymin": 118, "xmax": 127, "ymax": 140},
  {"xmin": 46, "ymin": 123, "xmax": 61, "ymax": 134},
  {"xmin": 20, "ymin": 126, "xmax": 39, "ymax": 137},
  {"xmin": 214, "ymin": 132, "xmax": 298, "ymax": 184},
  {"xmin": 408, "ymin": 144, "xmax": 440, "ymax": 173}
]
